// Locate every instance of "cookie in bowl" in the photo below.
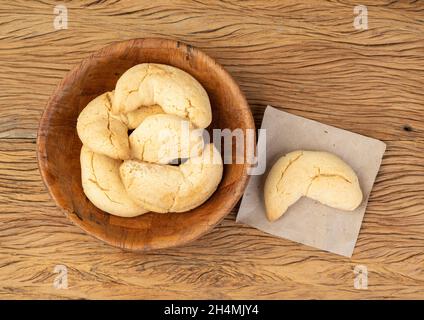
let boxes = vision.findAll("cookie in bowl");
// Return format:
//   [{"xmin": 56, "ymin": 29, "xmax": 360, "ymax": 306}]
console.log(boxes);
[
  {"xmin": 37, "ymin": 38, "xmax": 254, "ymax": 250},
  {"xmin": 76, "ymin": 63, "xmax": 223, "ymax": 218}
]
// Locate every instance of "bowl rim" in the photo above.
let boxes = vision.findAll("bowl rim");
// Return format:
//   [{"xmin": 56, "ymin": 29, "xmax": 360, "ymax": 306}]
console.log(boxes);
[{"xmin": 36, "ymin": 37, "xmax": 256, "ymax": 251}]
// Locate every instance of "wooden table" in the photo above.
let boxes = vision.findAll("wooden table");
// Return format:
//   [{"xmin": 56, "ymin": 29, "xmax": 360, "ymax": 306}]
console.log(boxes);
[{"xmin": 1, "ymin": 0, "xmax": 423, "ymax": 299}]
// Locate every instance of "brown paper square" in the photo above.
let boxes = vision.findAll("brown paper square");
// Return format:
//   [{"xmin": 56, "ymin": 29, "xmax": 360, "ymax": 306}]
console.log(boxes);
[{"xmin": 236, "ymin": 106, "xmax": 386, "ymax": 257}]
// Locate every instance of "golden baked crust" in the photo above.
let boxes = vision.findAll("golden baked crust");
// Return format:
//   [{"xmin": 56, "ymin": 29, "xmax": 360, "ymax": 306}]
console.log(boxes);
[
  {"xmin": 113, "ymin": 63, "xmax": 212, "ymax": 128},
  {"xmin": 264, "ymin": 150, "xmax": 363, "ymax": 221},
  {"xmin": 120, "ymin": 144, "xmax": 223, "ymax": 213},
  {"xmin": 77, "ymin": 64, "xmax": 221, "ymax": 217},
  {"xmin": 77, "ymin": 92, "xmax": 130, "ymax": 160},
  {"xmin": 129, "ymin": 114, "xmax": 204, "ymax": 164},
  {"xmin": 80, "ymin": 146, "xmax": 147, "ymax": 217},
  {"xmin": 121, "ymin": 104, "xmax": 163, "ymax": 129}
]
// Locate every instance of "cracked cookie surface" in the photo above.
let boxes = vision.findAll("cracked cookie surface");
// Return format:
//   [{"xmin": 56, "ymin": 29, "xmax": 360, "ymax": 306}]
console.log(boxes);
[
  {"xmin": 129, "ymin": 114, "xmax": 204, "ymax": 164},
  {"xmin": 77, "ymin": 92, "xmax": 130, "ymax": 160},
  {"xmin": 120, "ymin": 143, "xmax": 223, "ymax": 213},
  {"xmin": 80, "ymin": 145, "xmax": 148, "ymax": 217},
  {"xmin": 264, "ymin": 150, "xmax": 363, "ymax": 221},
  {"xmin": 113, "ymin": 63, "xmax": 212, "ymax": 128},
  {"xmin": 77, "ymin": 64, "xmax": 221, "ymax": 217}
]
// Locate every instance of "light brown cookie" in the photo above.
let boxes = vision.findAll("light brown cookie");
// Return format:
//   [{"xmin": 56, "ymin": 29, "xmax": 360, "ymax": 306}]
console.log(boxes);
[
  {"xmin": 113, "ymin": 63, "xmax": 212, "ymax": 128},
  {"xmin": 77, "ymin": 92, "xmax": 130, "ymax": 160},
  {"xmin": 121, "ymin": 104, "xmax": 164, "ymax": 129},
  {"xmin": 264, "ymin": 150, "xmax": 363, "ymax": 221},
  {"xmin": 80, "ymin": 146, "xmax": 148, "ymax": 217},
  {"xmin": 120, "ymin": 143, "xmax": 223, "ymax": 213},
  {"xmin": 129, "ymin": 114, "xmax": 204, "ymax": 164}
]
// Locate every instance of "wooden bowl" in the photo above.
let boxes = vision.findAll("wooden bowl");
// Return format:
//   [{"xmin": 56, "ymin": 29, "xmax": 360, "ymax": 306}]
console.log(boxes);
[{"xmin": 37, "ymin": 38, "xmax": 255, "ymax": 250}]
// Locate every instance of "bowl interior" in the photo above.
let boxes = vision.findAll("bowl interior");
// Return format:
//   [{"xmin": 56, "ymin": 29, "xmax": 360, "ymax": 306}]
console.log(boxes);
[{"xmin": 37, "ymin": 38, "xmax": 254, "ymax": 250}]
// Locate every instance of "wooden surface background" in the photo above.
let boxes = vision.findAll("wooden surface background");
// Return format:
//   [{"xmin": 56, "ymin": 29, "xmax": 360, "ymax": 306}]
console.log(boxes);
[{"xmin": 1, "ymin": 0, "xmax": 424, "ymax": 299}]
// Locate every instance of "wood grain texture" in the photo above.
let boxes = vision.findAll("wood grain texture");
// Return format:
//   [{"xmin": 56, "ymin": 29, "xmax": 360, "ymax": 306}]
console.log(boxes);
[{"xmin": 1, "ymin": 0, "xmax": 424, "ymax": 299}]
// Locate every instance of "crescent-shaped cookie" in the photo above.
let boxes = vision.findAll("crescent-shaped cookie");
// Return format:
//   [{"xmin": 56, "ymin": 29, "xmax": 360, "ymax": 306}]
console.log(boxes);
[
  {"xmin": 80, "ymin": 145, "xmax": 148, "ymax": 217},
  {"xmin": 264, "ymin": 150, "xmax": 363, "ymax": 221},
  {"xmin": 119, "ymin": 143, "xmax": 223, "ymax": 213},
  {"xmin": 77, "ymin": 92, "xmax": 130, "ymax": 160},
  {"xmin": 113, "ymin": 63, "xmax": 212, "ymax": 128},
  {"xmin": 129, "ymin": 114, "xmax": 204, "ymax": 164}
]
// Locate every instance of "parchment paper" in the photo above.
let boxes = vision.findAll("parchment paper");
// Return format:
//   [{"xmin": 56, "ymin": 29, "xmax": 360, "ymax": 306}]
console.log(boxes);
[{"xmin": 236, "ymin": 106, "xmax": 386, "ymax": 257}]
